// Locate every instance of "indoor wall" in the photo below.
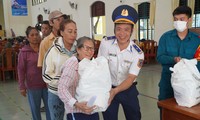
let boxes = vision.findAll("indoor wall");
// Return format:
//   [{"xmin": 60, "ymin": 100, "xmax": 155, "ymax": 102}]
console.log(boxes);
[{"xmin": 0, "ymin": 0, "xmax": 5, "ymax": 31}]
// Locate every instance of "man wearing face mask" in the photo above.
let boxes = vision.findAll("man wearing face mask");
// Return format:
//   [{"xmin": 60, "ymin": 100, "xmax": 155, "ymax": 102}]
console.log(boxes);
[{"xmin": 157, "ymin": 5, "xmax": 200, "ymax": 118}]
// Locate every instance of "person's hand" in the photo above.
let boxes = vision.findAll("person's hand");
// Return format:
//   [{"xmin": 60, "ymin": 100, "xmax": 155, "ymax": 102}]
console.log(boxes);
[
  {"xmin": 74, "ymin": 101, "xmax": 96, "ymax": 114},
  {"xmin": 108, "ymin": 88, "xmax": 118, "ymax": 105},
  {"xmin": 20, "ymin": 89, "xmax": 26, "ymax": 97},
  {"xmin": 174, "ymin": 57, "xmax": 181, "ymax": 63}
]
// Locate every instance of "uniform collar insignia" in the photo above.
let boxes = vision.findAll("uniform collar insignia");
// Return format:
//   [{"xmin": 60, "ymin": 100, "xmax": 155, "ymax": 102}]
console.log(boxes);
[{"xmin": 121, "ymin": 9, "xmax": 128, "ymax": 16}]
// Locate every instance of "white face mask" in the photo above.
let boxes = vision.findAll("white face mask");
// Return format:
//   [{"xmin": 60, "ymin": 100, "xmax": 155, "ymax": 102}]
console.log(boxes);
[{"xmin": 173, "ymin": 21, "xmax": 187, "ymax": 32}]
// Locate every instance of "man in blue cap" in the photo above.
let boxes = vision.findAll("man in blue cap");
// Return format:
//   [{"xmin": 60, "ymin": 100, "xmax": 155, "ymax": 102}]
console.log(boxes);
[{"xmin": 98, "ymin": 5, "xmax": 144, "ymax": 120}]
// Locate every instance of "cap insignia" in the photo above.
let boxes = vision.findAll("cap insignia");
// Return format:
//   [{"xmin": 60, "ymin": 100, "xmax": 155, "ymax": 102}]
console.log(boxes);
[{"xmin": 121, "ymin": 9, "xmax": 128, "ymax": 16}]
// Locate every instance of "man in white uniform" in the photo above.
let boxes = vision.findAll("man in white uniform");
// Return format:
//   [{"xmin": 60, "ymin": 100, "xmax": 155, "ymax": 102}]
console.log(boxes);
[{"xmin": 98, "ymin": 5, "xmax": 144, "ymax": 120}]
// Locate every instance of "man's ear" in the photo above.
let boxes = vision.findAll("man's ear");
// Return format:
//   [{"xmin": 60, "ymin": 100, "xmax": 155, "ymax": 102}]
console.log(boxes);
[
  {"xmin": 60, "ymin": 31, "xmax": 63, "ymax": 37},
  {"xmin": 131, "ymin": 27, "xmax": 134, "ymax": 33},
  {"xmin": 49, "ymin": 20, "xmax": 54, "ymax": 26},
  {"xmin": 188, "ymin": 17, "xmax": 192, "ymax": 22},
  {"xmin": 187, "ymin": 17, "xmax": 192, "ymax": 27},
  {"xmin": 130, "ymin": 27, "xmax": 134, "ymax": 37}
]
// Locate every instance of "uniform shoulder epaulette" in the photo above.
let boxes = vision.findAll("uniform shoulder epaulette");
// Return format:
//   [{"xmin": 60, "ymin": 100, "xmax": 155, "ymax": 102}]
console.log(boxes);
[
  {"xmin": 132, "ymin": 44, "xmax": 142, "ymax": 54},
  {"xmin": 106, "ymin": 36, "xmax": 116, "ymax": 40}
]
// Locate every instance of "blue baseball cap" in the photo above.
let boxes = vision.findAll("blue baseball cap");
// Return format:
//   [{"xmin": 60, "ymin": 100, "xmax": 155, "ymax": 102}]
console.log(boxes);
[{"xmin": 112, "ymin": 5, "xmax": 138, "ymax": 25}]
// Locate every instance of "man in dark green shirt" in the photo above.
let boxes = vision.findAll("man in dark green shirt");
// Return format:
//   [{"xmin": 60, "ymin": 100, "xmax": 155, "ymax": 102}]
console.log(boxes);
[
  {"xmin": 157, "ymin": 5, "xmax": 200, "ymax": 119},
  {"xmin": 157, "ymin": 5, "xmax": 200, "ymax": 101}
]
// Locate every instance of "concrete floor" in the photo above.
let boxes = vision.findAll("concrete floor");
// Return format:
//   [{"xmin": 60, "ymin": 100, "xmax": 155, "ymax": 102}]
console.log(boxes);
[{"xmin": 0, "ymin": 63, "xmax": 161, "ymax": 120}]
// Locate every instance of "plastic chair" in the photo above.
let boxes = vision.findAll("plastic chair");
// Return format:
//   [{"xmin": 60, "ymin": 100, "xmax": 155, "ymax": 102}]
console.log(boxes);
[
  {"xmin": 142, "ymin": 40, "xmax": 157, "ymax": 64},
  {"xmin": 0, "ymin": 48, "xmax": 17, "ymax": 81}
]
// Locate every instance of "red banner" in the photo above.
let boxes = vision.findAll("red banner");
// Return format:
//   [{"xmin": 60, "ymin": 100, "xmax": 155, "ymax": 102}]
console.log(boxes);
[{"xmin": 194, "ymin": 45, "xmax": 200, "ymax": 60}]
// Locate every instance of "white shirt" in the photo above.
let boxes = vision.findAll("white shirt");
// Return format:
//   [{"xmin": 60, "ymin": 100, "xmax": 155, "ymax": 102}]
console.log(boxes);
[{"xmin": 98, "ymin": 37, "xmax": 144, "ymax": 86}]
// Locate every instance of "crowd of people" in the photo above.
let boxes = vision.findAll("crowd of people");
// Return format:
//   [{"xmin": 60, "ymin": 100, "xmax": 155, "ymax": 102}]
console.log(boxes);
[{"xmin": 15, "ymin": 4, "xmax": 200, "ymax": 120}]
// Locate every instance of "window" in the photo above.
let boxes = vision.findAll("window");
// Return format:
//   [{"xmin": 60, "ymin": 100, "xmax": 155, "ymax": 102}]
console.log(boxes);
[
  {"xmin": 32, "ymin": 0, "xmax": 47, "ymax": 6},
  {"xmin": 91, "ymin": 1, "xmax": 106, "ymax": 40},
  {"xmin": 138, "ymin": 2, "xmax": 154, "ymax": 40},
  {"xmin": 179, "ymin": 0, "xmax": 187, "ymax": 6},
  {"xmin": 178, "ymin": 0, "xmax": 200, "ymax": 28},
  {"xmin": 192, "ymin": 0, "xmax": 200, "ymax": 28},
  {"xmin": 92, "ymin": 16, "xmax": 103, "ymax": 34}
]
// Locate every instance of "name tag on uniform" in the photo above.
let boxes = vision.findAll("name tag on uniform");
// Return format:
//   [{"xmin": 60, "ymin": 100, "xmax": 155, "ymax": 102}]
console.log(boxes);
[
  {"xmin": 109, "ymin": 53, "xmax": 117, "ymax": 57},
  {"xmin": 124, "ymin": 60, "xmax": 132, "ymax": 64}
]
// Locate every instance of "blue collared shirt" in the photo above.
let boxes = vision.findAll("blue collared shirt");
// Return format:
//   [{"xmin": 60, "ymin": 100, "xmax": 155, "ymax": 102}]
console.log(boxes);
[{"xmin": 61, "ymin": 40, "xmax": 76, "ymax": 57}]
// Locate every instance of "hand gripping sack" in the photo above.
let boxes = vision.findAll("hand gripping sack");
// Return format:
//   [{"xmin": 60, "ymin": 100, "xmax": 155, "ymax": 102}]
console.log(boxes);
[
  {"xmin": 75, "ymin": 56, "xmax": 112, "ymax": 112},
  {"xmin": 170, "ymin": 59, "xmax": 200, "ymax": 107}
]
